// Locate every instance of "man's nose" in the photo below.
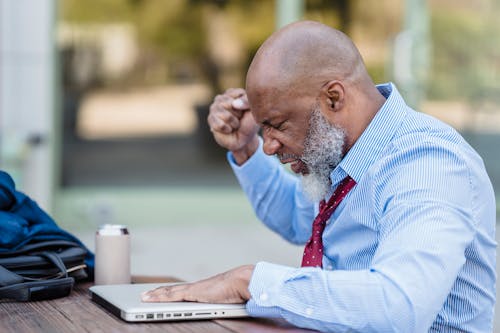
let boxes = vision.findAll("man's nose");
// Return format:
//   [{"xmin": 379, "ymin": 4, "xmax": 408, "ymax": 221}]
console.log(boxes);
[{"xmin": 262, "ymin": 132, "xmax": 281, "ymax": 155}]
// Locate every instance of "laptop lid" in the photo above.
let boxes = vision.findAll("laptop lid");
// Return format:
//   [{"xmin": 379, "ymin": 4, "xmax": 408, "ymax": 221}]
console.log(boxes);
[{"xmin": 89, "ymin": 283, "xmax": 248, "ymax": 322}]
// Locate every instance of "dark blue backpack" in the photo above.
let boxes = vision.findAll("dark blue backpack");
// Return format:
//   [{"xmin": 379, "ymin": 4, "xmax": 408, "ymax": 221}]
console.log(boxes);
[{"xmin": 0, "ymin": 171, "xmax": 93, "ymax": 301}]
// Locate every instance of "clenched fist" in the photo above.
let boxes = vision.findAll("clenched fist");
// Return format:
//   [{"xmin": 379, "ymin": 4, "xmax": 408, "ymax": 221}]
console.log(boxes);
[{"xmin": 207, "ymin": 88, "xmax": 260, "ymax": 165}]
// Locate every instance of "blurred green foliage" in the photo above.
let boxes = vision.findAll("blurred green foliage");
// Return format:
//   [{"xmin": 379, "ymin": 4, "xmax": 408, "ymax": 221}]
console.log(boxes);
[
  {"xmin": 61, "ymin": 0, "xmax": 205, "ymax": 60},
  {"xmin": 60, "ymin": 0, "xmax": 276, "ymax": 88},
  {"xmin": 61, "ymin": 0, "xmax": 499, "ymax": 104},
  {"xmin": 429, "ymin": 7, "xmax": 500, "ymax": 103}
]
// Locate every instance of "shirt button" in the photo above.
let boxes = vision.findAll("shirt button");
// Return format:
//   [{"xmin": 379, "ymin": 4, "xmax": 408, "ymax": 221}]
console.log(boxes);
[
  {"xmin": 305, "ymin": 308, "xmax": 313, "ymax": 316},
  {"xmin": 260, "ymin": 293, "xmax": 268, "ymax": 301}
]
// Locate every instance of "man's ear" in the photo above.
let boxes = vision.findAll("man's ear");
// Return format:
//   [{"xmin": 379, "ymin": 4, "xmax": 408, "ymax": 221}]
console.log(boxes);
[{"xmin": 321, "ymin": 81, "xmax": 344, "ymax": 112}]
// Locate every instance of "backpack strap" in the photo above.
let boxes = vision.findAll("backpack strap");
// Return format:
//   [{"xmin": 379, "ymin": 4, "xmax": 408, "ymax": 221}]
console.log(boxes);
[
  {"xmin": 20, "ymin": 251, "xmax": 69, "ymax": 281},
  {"xmin": 0, "ymin": 250, "xmax": 74, "ymax": 301},
  {"xmin": 41, "ymin": 251, "xmax": 68, "ymax": 277}
]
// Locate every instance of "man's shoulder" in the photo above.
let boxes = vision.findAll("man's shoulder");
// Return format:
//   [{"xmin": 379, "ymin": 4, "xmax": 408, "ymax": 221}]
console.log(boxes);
[
  {"xmin": 371, "ymin": 110, "xmax": 485, "ymax": 182},
  {"xmin": 388, "ymin": 109, "xmax": 469, "ymax": 154}
]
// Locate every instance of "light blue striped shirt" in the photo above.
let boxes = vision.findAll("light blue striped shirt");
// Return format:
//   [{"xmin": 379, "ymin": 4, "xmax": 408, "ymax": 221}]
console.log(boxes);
[{"xmin": 229, "ymin": 83, "xmax": 496, "ymax": 332}]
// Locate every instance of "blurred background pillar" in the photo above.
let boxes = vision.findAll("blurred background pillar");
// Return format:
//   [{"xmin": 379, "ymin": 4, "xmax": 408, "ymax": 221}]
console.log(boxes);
[
  {"xmin": 276, "ymin": 0, "xmax": 304, "ymax": 30},
  {"xmin": 0, "ymin": 0, "xmax": 56, "ymax": 211},
  {"xmin": 392, "ymin": 0, "xmax": 430, "ymax": 109}
]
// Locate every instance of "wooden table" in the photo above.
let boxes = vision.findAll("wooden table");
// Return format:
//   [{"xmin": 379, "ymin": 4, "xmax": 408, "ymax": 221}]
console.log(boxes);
[{"xmin": 0, "ymin": 277, "xmax": 315, "ymax": 333}]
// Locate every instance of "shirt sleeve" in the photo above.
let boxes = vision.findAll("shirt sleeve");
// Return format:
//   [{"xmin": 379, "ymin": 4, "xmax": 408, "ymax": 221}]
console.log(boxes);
[
  {"xmin": 243, "ymin": 139, "xmax": 482, "ymax": 332},
  {"xmin": 247, "ymin": 262, "xmax": 396, "ymax": 332},
  {"xmin": 228, "ymin": 138, "xmax": 315, "ymax": 244}
]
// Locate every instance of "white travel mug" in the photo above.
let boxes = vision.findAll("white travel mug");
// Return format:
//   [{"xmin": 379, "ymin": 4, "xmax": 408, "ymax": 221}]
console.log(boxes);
[{"xmin": 94, "ymin": 224, "xmax": 131, "ymax": 285}]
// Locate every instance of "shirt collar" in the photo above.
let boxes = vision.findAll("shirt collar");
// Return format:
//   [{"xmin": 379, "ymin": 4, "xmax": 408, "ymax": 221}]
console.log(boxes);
[{"xmin": 330, "ymin": 82, "xmax": 409, "ymax": 185}]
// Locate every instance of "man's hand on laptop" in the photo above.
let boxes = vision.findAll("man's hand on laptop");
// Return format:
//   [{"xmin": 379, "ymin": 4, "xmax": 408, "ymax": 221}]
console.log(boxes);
[{"xmin": 141, "ymin": 265, "xmax": 255, "ymax": 304}]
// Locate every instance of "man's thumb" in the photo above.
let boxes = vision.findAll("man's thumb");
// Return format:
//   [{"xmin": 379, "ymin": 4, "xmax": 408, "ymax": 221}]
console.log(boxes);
[{"xmin": 232, "ymin": 96, "xmax": 249, "ymax": 110}]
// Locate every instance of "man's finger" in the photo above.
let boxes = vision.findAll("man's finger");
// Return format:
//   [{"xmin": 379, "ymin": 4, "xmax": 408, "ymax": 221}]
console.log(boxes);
[
  {"xmin": 141, "ymin": 285, "xmax": 184, "ymax": 302},
  {"xmin": 208, "ymin": 113, "xmax": 234, "ymax": 134},
  {"xmin": 232, "ymin": 95, "xmax": 249, "ymax": 111},
  {"xmin": 210, "ymin": 97, "xmax": 244, "ymax": 119},
  {"xmin": 224, "ymin": 88, "xmax": 246, "ymax": 99},
  {"xmin": 218, "ymin": 110, "xmax": 240, "ymax": 129}
]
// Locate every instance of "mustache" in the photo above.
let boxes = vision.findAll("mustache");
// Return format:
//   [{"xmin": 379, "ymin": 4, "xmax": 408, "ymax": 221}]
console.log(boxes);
[
  {"xmin": 277, "ymin": 153, "xmax": 319, "ymax": 167},
  {"xmin": 277, "ymin": 153, "xmax": 301, "ymax": 161}
]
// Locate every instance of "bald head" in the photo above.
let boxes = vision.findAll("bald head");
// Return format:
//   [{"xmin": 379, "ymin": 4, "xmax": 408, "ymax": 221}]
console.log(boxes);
[
  {"xmin": 246, "ymin": 21, "xmax": 386, "ymax": 159},
  {"xmin": 246, "ymin": 21, "xmax": 370, "ymax": 98}
]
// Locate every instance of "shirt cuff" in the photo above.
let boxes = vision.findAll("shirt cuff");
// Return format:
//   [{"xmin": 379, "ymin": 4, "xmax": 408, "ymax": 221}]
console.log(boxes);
[{"xmin": 245, "ymin": 261, "xmax": 294, "ymax": 318}]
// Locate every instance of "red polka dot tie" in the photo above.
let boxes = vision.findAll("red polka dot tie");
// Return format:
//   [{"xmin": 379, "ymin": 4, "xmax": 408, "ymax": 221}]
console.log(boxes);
[{"xmin": 301, "ymin": 176, "xmax": 357, "ymax": 268}]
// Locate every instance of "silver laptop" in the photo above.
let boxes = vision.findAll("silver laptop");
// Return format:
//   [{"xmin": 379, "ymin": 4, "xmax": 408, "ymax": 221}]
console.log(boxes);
[{"xmin": 89, "ymin": 283, "xmax": 248, "ymax": 322}]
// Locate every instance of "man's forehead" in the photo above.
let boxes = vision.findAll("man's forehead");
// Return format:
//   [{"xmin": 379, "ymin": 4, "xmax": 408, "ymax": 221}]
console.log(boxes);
[
  {"xmin": 250, "ymin": 88, "xmax": 313, "ymax": 125},
  {"xmin": 251, "ymin": 103, "xmax": 282, "ymax": 125},
  {"xmin": 248, "ymin": 87, "xmax": 281, "ymax": 116}
]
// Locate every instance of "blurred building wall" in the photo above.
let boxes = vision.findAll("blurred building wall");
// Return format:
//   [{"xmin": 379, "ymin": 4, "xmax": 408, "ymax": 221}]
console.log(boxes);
[{"xmin": 0, "ymin": 0, "xmax": 56, "ymax": 210}]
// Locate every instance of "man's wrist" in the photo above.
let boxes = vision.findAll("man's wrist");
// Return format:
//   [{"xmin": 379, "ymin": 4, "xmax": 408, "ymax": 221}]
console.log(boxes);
[
  {"xmin": 232, "ymin": 136, "xmax": 260, "ymax": 165},
  {"xmin": 234, "ymin": 264, "xmax": 254, "ymax": 301}
]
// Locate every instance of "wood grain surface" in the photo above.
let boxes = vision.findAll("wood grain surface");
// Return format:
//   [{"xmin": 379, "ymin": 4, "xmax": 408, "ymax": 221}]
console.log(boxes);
[{"xmin": 0, "ymin": 278, "xmax": 316, "ymax": 333}]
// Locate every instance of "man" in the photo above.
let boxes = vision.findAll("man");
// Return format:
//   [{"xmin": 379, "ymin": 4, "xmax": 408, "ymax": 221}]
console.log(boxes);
[{"xmin": 143, "ymin": 21, "xmax": 496, "ymax": 332}]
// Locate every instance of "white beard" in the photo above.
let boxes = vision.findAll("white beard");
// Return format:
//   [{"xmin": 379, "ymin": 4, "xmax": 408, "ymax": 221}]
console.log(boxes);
[{"xmin": 300, "ymin": 105, "xmax": 346, "ymax": 202}]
